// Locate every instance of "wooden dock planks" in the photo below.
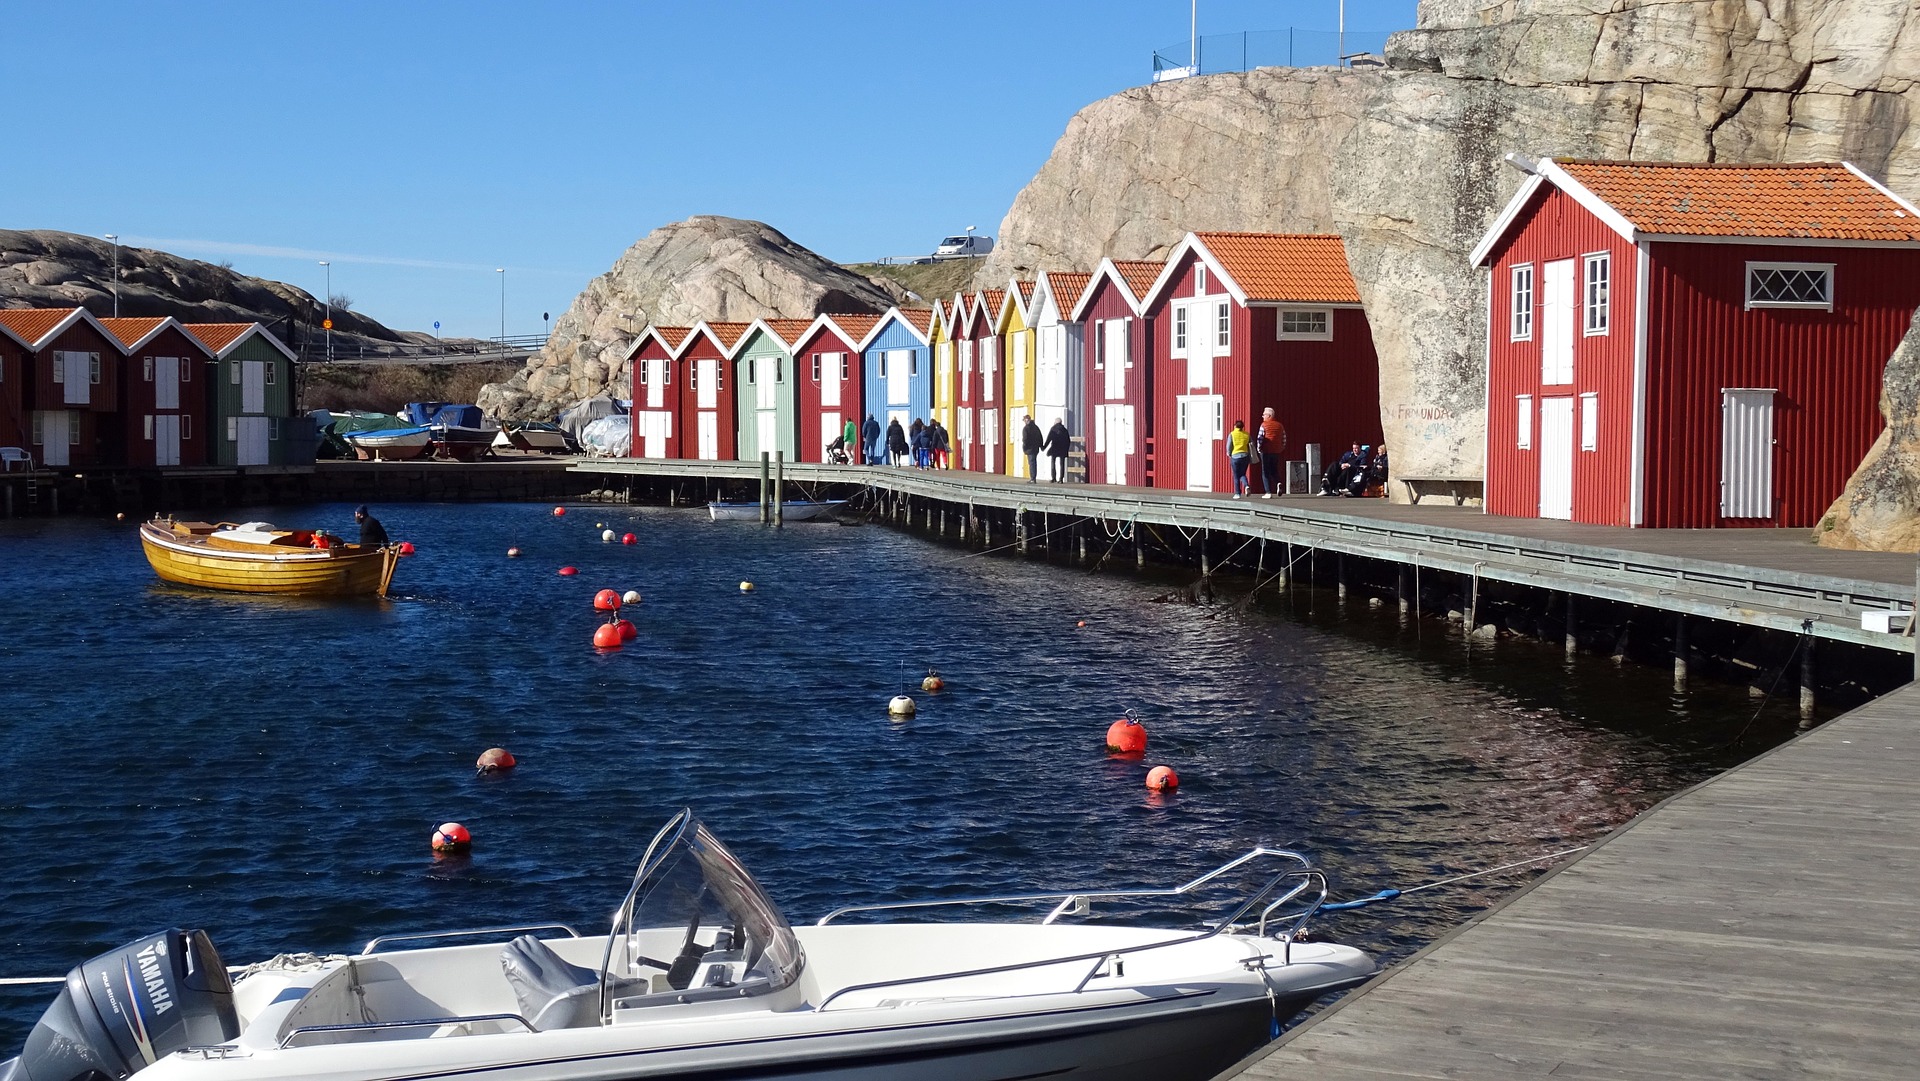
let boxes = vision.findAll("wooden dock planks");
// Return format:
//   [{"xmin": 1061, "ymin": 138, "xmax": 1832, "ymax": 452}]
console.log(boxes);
[{"xmin": 1228, "ymin": 681, "xmax": 1920, "ymax": 1081}]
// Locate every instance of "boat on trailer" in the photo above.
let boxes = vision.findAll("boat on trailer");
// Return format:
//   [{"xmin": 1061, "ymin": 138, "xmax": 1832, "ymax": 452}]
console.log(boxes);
[
  {"xmin": 708, "ymin": 499, "xmax": 847, "ymax": 522},
  {"xmin": 0, "ymin": 810, "xmax": 1373, "ymax": 1081}
]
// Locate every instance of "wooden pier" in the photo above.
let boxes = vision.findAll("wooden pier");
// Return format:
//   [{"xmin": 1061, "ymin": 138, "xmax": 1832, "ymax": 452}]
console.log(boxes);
[{"xmin": 1228, "ymin": 678, "xmax": 1920, "ymax": 1081}]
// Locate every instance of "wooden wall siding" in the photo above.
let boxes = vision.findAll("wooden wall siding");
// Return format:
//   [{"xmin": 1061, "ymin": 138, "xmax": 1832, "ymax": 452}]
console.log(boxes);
[
  {"xmin": 1001, "ymin": 311, "xmax": 1037, "ymax": 478},
  {"xmin": 1081, "ymin": 278, "xmax": 1155, "ymax": 487},
  {"xmin": 930, "ymin": 319, "xmax": 955, "ymax": 446},
  {"xmin": 32, "ymin": 323, "xmax": 122, "ymax": 414},
  {"xmin": 860, "ymin": 318, "xmax": 931, "ymax": 456},
  {"xmin": 0, "ymin": 347, "xmax": 24, "ymax": 448},
  {"xmin": 1641, "ymin": 240, "xmax": 1920, "ymax": 528},
  {"xmin": 733, "ymin": 330, "xmax": 798, "ymax": 463},
  {"xmin": 966, "ymin": 320, "xmax": 1001, "ymax": 473},
  {"xmin": 627, "ymin": 338, "xmax": 683, "ymax": 460},
  {"xmin": 209, "ymin": 334, "xmax": 293, "ymax": 466},
  {"xmin": 792, "ymin": 326, "xmax": 862, "ymax": 464},
  {"xmin": 1029, "ymin": 290, "xmax": 1086, "ymax": 445},
  {"xmin": 678, "ymin": 334, "xmax": 738, "ymax": 462},
  {"xmin": 1483, "ymin": 185, "xmax": 1640, "ymax": 525},
  {"xmin": 121, "ymin": 327, "xmax": 211, "ymax": 468}
]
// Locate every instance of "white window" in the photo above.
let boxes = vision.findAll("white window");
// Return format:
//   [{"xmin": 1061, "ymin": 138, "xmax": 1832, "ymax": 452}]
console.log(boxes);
[
  {"xmin": 1583, "ymin": 253, "xmax": 1610, "ymax": 335},
  {"xmin": 230, "ymin": 362, "xmax": 241, "ymax": 384},
  {"xmin": 910, "ymin": 351, "xmax": 918, "ymax": 376},
  {"xmin": 1195, "ymin": 265, "xmax": 1207, "ymax": 295},
  {"xmin": 1511, "ymin": 264, "xmax": 1535, "ymax": 340},
  {"xmin": 1277, "ymin": 309, "xmax": 1332, "ymax": 340},
  {"xmin": 51, "ymin": 353, "xmax": 64, "ymax": 384},
  {"xmin": 227, "ymin": 416, "xmax": 238, "ymax": 441},
  {"xmin": 810, "ymin": 353, "xmax": 820, "ymax": 382},
  {"xmin": 182, "ymin": 415, "xmax": 191, "ymax": 440},
  {"xmin": 68, "ymin": 418, "xmax": 80, "ymax": 444},
  {"xmin": 1215, "ymin": 301, "xmax": 1230, "ymax": 350},
  {"xmin": 144, "ymin": 414, "xmax": 153, "ymax": 440},
  {"xmin": 1093, "ymin": 321, "xmax": 1105, "ymax": 369},
  {"xmin": 269, "ymin": 417, "xmax": 280, "ymax": 441},
  {"xmin": 1176, "ymin": 398, "xmax": 1189, "ymax": 438},
  {"xmin": 32, "ymin": 412, "xmax": 42, "ymax": 444},
  {"xmin": 958, "ymin": 339, "xmax": 972, "ymax": 373},
  {"xmin": 1212, "ymin": 399, "xmax": 1224, "ymax": 438},
  {"xmin": 1172, "ymin": 307, "xmax": 1188, "ymax": 357},
  {"xmin": 1746, "ymin": 262, "xmax": 1834, "ymax": 310},
  {"xmin": 1123, "ymin": 318, "xmax": 1135, "ymax": 368},
  {"xmin": 1580, "ymin": 393, "xmax": 1598, "ymax": 451},
  {"xmin": 1516, "ymin": 395, "xmax": 1533, "ymax": 449},
  {"xmin": 88, "ymin": 353, "xmax": 100, "ymax": 384},
  {"xmin": 265, "ymin": 364, "xmax": 276, "ymax": 385},
  {"xmin": 181, "ymin": 358, "xmax": 190, "ymax": 382},
  {"xmin": 144, "ymin": 357, "xmax": 153, "ymax": 381}
]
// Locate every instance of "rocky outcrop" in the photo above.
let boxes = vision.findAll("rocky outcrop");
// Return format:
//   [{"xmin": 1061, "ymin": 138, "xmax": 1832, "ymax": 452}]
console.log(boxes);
[
  {"xmin": 1815, "ymin": 311, "xmax": 1920, "ymax": 551},
  {"xmin": 0, "ymin": 229, "xmax": 417, "ymax": 349},
  {"xmin": 982, "ymin": 0, "xmax": 1920, "ymax": 505},
  {"xmin": 477, "ymin": 217, "xmax": 895, "ymax": 420}
]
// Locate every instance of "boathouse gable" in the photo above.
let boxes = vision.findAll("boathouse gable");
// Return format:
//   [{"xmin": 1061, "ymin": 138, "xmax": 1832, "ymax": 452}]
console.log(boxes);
[
  {"xmin": 929, "ymin": 300, "xmax": 956, "ymax": 451},
  {"xmin": 185, "ymin": 323, "xmax": 297, "ymax": 467},
  {"xmin": 1476, "ymin": 158, "xmax": 1920, "ymax": 529},
  {"xmin": 857, "ymin": 308, "xmax": 932, "ymax": 456},
  {"xmin": 965, "ymin": 290, "xmax": 1006, "ymax": 473},
  {"xmin": 791, "ymin": 314, "xmax": 874, "ymax": 464},
  {"xmin": 106, "ymin": 318, "xmax": 213, "ymax": 469}
]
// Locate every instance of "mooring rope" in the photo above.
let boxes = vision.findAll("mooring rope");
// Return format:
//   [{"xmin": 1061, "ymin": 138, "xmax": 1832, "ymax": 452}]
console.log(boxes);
[{"xmin": 1317, "ymin": 846, "xmax": 1590, "ymax": 912}]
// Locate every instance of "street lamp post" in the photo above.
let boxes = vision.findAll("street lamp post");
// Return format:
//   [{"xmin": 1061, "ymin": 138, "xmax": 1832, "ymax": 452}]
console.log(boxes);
[
  {"xmin": 319, "ymin": 261, "xmax": 332, "ymax": 364},
  {"xmin": 496, "ymin": 268, "xmax": 506, "ymax": 345},
  {"xmin": 104, "ymin": 234, "xmax": 120, "ymax": 316}
]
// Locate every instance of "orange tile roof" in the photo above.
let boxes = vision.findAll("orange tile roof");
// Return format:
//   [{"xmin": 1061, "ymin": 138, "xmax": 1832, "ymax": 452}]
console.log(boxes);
[
  {"xmin": 1114, "ymin": 260, "xmax": 1165, "ymax": 299},
  {"xmin": 898, "ymin": 308, "xmax": 934, "ymax": 335},
  {"xmin": 1045, "ymin": 271, "xmax": 1093, "ymax": 311},
  {"xmin": 980, "ymin": 289, "xmax": 1006, "ymax": 319},
  {"xmin": 100, "ymin": 317, "xmax": 169, "ymax": 349},
  {"xmin": 1556, "ymin": 160, "xmax": 1920, "ymax": 241},
  {"xmin": 182, "ymin": 323, "xmax": 256, "ymax": 353},
  {"xmin": 763, "ymin": 318, "xmax": 815, "ymax": 346},
  {"xmin": 1015, "ymin": 280, "xmax": 1036, "ymax": 304},
  {"xmin": 824, "ymin": 313, "xmax": 881, "ymax": 340},
  {"xmin": 705, "ymin": 321, "xmax": 751, "ymax": 350},
  {"xmin": 655, "ymin": 325, "xmax": 692, "ymax": 350},
  {"xmin": 1192, "ymin": 233, "xmax": 1361, "ymax": 304},
  {"xmin": 0, "ymin": 307, "xmax": 82, "ymax": 347}
]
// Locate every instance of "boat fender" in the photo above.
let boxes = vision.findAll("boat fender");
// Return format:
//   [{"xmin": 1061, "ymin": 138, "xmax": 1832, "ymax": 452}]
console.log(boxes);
[
  {"xmin": 432, "ymin": 822, "xmax": 472, "ymax": 852},
  {"xmin": 615, "ymin": 618, "xmax": 638, "ymax": 642},
  {"xmin": 1105, "ymin": 712, "xmax": 1148, "ymax": 756},
  {"xmin": 507, "ymin": 547, "xmax": 522, "ymax": 558},
  {"xmin": 888, "ymin": 695, "xmax": 916, "ymax": 717},
  {"xmin": 602, "ymin": 529, "xmax": 616, "ymax": 543},
  {"xmin": 312, "ymin": 533, "xmax": 333, "ymax": 550},
  {"xmin": 1145, "ymin": 765, "xmax": 1179, "ymax": 791},
  {"xmin": 622, "ymin": 533, "xmax": 637, "ymax": 545},
  {"xmin": 921, "ymin": 669, "xmax": 945, "ymax": 692},
  {"xmin": 558, "ymin": 566, "xmax": 578, "ymax": 576},
  {"xmin": 739, "ymin": 581, "xmax": 755, "ymax": 593},
  {"xmin": 476, "ymin": 748, "xmax": 517, "ymax": 774},
  {"xmin": 593, "ymin": 589, "xmax": 622, "ymax": 611},
  {"xmin": 552, "ymin": 507, "xmax": 567, "ymax": 517},
  {"xmin": 592, "ymin": 623, "xmax": 624, "ymax": 649},
  {"xmin": 621, "ymin": 590, "xmax": 642, "ymax": 605}
]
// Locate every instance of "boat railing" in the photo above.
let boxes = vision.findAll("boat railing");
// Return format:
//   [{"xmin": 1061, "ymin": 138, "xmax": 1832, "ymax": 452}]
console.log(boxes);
[
  {"xmin": 359, "ymin": 924, "xmax": 580, "ymax": 955},
  {"xmin": 811, "ymin": 850, "xmax": 1330, "ymax": 1013},
  {"xmin": 279, "ymin": 1014, "xmax": 535, "ymax": 1048}
]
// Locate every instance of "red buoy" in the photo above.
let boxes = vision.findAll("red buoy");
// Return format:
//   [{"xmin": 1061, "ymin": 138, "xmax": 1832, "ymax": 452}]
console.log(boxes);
[
  {"xmin": 615, "ymin": 618, "xmax": 638, "ymax": 642},
  {"xmin": 558, "ymin": 566, "xmax": 578, "ymax": 576},
  {"xmin": 1145, "ymin": 765, "xmax": 1179, "ymax": 791},
  {"xmin": 593, "ymin": 588, "xmax": 622, "ymax": 611},
  {"xmin": 553, "ymin": 507, "xmax": 567, "ymax": 517},
  {"xmin": 432, "ymin": 822, "xmax": 472, "ymax": 852},
  {"xmin": 1105, "ymin": 716, "xmax": 1148, "ymax": 756},
  {"xmin": 476, "ymin": 747, "xmax": 516, "ymax": 773},
  {"xmin": 622, "ymin": 533, "xmax": 637, "ymax": 545},
  {"xmin": 1076, "ymin": 620, "xmax": 1088, "ymax": 628},
  {"xmin": 592, "ymin": 623, "xmax": 623, "ymax": 649},
  {"xmin": 397, "ymin": 541, "xmax": 416, "ymax": 556}
]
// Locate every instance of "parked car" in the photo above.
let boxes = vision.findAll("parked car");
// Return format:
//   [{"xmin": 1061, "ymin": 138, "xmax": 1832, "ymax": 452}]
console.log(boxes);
[{"xmin": 934, "ymin": 231, "xmax": 995, "ymax": 258}]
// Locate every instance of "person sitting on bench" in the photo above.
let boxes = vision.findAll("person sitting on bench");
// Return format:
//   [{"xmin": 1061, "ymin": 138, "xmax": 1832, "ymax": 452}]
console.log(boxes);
[{"xmin": 1320, "ymin": 443, "xmax": 1366, "ymax": 496}]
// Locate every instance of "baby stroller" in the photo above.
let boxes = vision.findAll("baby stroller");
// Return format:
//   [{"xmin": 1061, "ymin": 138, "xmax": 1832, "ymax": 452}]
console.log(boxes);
[{"xmin": 824, "ymin": 435, "xmax": 852, "ymax": 465}]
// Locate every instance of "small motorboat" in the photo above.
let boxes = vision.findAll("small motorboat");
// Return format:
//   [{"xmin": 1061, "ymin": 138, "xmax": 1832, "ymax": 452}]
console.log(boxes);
[
  {"xmin": 402, "ymin": 403, "xmax": 500, "ymax": 461},
  {"xmin": 138, "ymin": 517, "xmax": 399, "ymax": 597},
  {"xmin": 0, "ymin": 811, "xmax": 1373, "ymax": 1081},
  {"xmin": 494, "ymin": 421, "xmax": 577, "ymax": 454},
  {"xmin": 343, "ymin": 425, "xmax": 432, "ymax": 461},
  {"xmin": 708, "ymin": 499, "xmax": 848, "ymax": 522}
]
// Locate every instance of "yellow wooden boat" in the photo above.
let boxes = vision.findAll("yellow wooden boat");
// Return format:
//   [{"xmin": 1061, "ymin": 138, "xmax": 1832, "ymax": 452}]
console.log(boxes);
[{"xmin": 139, "ymin": 517, "xmax": 399, "ymax": 597}]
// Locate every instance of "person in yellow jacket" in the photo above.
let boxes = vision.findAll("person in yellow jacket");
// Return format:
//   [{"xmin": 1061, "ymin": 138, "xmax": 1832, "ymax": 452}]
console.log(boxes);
[{"xmin": 1226, "ymin": 420, "xmax": 1254, "ymax": 498}]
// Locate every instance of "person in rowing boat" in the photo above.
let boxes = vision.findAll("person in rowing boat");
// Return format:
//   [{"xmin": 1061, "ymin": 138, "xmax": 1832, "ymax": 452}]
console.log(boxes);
[{"xmin": 354, "ymin": 505, "xmax": 389, "ymax": 547}]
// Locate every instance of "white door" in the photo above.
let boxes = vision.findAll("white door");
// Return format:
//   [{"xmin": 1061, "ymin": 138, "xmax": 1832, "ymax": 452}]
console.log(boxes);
[
  {"xmin": 155, "ymin": 356, "xmax": 180, "ymax": 410},
  {"xmin": 237, "ymin": 416, "xmax": 270, "ymax": 466},
  {"xmin": 1542, "ymin": 259, "xmax": 1575, "ymax": 385},
  {"xmin": 41, "ymin": 411, "xmax": 70, "ymax": 466},
  {"xmin": 1181, "ymin": 394, "xmax": 1222, "ymax": 491},
  {"xmin": 1539, "ymin": 396, "xmax": 1575, "ymax": 519},
  {"xmin": 1185, "ymin": 304, "xmax": 1214, "ymax": 390},
  {"xmin": 757, "ymin": 410, "xmax": 777, "ymax": 458},
  {"xmin": 59, "ymin": 352, "xmax": 91, "ymax": 406},
  {"xmin": 957, "ymin": 406, "xmax": 972, "ymax": 468},
  {"xmin": 981, "ymin": 409, "xmax": 998, "ymax": 473},
  {"xmin": 1103, "ymin": 405, "xmax": 1132, "ymax": 484},
  {"xmin": 821, "ymin": 354, "xmax": 842, "ymax": 408},
  {"xmin": 1102, "ymin": 320, "xmax": 1127, "ymax": 399},
  {"xmin": 887, "ymin": 350, "xmax": 910, "ymax": 406},
  {"xmin": 698, "ymin": 412, "xmax": 718, "ymax": 460},
  {"xmin": 639, "ymin": 412, "xmax": 669, "ymax": 458},
  {"xmin": 241, "ymin": 361, "xmax": 265, "ymax": 414},
  {"xmin": 821, "ymin": 412, "xmax": 840, "ymax": 462},
  {"xmin": 154, "ymin": 414, "xmax": 180, "ymax": 466},
  {"xmin": 1721, "ymin": 388, "xmax": 1776, "ymax": 519},
  {"xmin": 644, "ymin": 358, "xmax": 664, "ymax": 408},
  {"xmin": 697, "ymin": 360, "xmax": 719, "ymax": 409}
]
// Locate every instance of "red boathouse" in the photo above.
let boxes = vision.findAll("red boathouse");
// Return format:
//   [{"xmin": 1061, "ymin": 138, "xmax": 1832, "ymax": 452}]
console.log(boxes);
[
  {"xmin": 0, "ymin": 307, "xmax": 125, "ymax": 469},
  {"xmin": 104, "ymin": 317, "xmax": 213, "ymax": 468},
  {"xmin": 678, "ymin": 321, "xmax": 750, "ymax": 461},
  {"xmin": 1139, "ymin": 233, "xmax": 1381, "ymax": 494},
  {"xmin": 1070, "ymin": 260, "xmax": 1162, "ymax": 486},
  {"xmin": 1474, "ymin": 158, "xmax": 1920, "ymax": 528},
  {"xmin": 791, "ymin": 313, "xmax": 877, "ymax": 463},
  {"xmin": 627, "ymin": 325, "xmax": 692, "ymax": 459}
]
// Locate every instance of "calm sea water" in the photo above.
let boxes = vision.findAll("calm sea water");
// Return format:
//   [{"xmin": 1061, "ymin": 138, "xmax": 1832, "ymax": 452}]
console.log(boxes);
[{"xmin": 0, "ymin": 502, "xmax": 1807, "ymax": 1048}]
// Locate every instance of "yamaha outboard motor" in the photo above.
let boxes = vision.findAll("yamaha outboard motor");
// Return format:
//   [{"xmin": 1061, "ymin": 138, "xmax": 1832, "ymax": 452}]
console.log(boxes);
[{"xmin": 0, "ymin": 930, "xmax": 238, "ymax": 1081}]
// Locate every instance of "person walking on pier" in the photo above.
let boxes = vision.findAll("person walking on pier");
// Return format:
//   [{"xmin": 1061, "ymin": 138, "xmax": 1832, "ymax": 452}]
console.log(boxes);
[
  {"xmin": 1256, "ymin": 406, "xmax": 1287, "ymax": 498},
  {"xmin": 353, "ymin": 505, "xmax": 389, "ymax": 547},
  {"xmin": 844, "ymin": 417, "xmax": 859, "ymax": 465},
  {"xmin": 1020, "ymin": 414, "xmax": 1043, "ymax": 483},
  {"xmin": 1226, "ymin": 420, "xmax": 1253, "ymax": 498},
  {"xmin": 1043, "ymin": 416, "xmax": 1071, "ymax": 482},
  {"xmin": 931, "ymin": 420, "xmax": 950, "ymax": 469},
  {"xmin": 910, "ymin": 418, "xmax": 930, "ymax": 468},
  {"xmin": 886, "ymin": 417, "xmax": 908, "ymax": 466},
  {"xmin": 861, "ymin": 414, "xmax": 881, "ymax": 465}
]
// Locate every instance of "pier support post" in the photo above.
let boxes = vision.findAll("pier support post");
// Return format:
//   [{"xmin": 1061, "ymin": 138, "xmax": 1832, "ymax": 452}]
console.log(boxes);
[
  {"xmin": 1800, "ymin": 630, "xmax": 1817, "ymax": 722},
  {"xmin": 1279, "ymin": 543, "xmax": 1290, "ymax": 590},
  {"xmin": 1200, "ymin": 529, "xmax": 1210, "ymax": 578},
  {"xmin": 1337, "ymin": 553, "xmax": 1347, "ymax": 601},
  {"xmin": 939, "ymin": 508, "xmax": 946, "ymax": 537},
  {"xmin": 1078, "ymin": 529, "xmax": 1088, "ymax": 563},
  {"xmin": 1397, "ymin": 565, "xmax": 1409, "ymax": 615},
  {"xmin": 1565, "ymin": 595, "xmax": 1578, "ymax": 659},
  {"xmin": 759, "ymin": 453, "xmax": 771, "ymax": 523},
  {"xmin": 774, "ymin": 452, "xmax": 785, "ymax": 527},
  {"xmin": 1017, "ymin": 511, "xmax": 1029, "ymax": 554},
  {"xmin": 1255, "ymin": 538, "xmax": 1265, "ymax": 586},
  {"xmin": 1673, "ymin": 615, "xmax": 1689, "ymax": 692}
]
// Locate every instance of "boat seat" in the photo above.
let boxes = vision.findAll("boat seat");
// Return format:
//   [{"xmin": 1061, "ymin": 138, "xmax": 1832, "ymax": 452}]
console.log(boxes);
[{"xmin": 500, "ymin": 936, "xmax": 644, "ymax": 1030}]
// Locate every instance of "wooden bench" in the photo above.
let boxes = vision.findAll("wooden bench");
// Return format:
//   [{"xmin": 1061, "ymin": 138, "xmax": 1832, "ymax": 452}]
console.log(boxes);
[{"xmin": 1401, "ymin": 476, "xmax": 1484, "ymax": 506}]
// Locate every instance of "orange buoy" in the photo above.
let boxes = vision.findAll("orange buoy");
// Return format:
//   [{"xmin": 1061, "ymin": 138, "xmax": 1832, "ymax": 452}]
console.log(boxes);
[
  {"xmin": 476, "ymin": 747, "xmax": 516, "ymax": 773},
  {"xmin": 592, "ymin": 623, "xmax": 623, "ymax": 649},
  {"xmin": 1076, "ymin": 620, "xmax": 1088, "ymax": 628},
  {"xmin": 558, "ymin": 566, "xmax": 578, "ymax": 576},
  {"xmin": 553, "ymin": 507, "xmax": 567, "ymax": 517},
  {"xmin": 921, "ymin": 669, "xmax": 945, "ymax": 692},
  {"xmin": 432, "ymin": 822, "xmax": 472, "ymax": 852},
  {"xmin": 615, "ymin": 618, "xmax": 638, "ymax": 642},
  {"xmin": 1105, "ymin": 715, "xmax": 1148, "ymax": 756},
  {"xmin": 622, "ymin": 533, "xmax": 637, "ymax": 545},
  {"xmin": 397, "ymin": 541, "xmax": 416, "ymax": 556},
  {"xmin": 593, "ymin": 588, "xmax": 622, "ymax": 611},
  {"xmin": 1145, "ymin": 765, "xmax": 1179, "ymax": 791},
  {"xmin": 507, "ymin": 547, "xmax": 522, "ymax": 558}
]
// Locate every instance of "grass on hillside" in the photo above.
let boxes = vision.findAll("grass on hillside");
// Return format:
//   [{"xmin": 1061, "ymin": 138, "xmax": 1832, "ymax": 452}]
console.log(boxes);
[
  {"xmin": 848, "ymin": 258, "xmax": 992, "ymax": 305},
  {"xmin": 301, "ymin": 361, "xmax": 516, "ymax": 414}
]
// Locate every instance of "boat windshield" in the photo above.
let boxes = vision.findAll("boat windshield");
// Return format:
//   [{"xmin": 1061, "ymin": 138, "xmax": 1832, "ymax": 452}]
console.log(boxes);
[{"xmin": 615, "ymin": 812, "xmax": 804, "ymax": 995}]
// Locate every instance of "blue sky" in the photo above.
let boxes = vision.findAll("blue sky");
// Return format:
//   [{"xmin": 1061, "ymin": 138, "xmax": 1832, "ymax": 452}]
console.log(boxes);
[{"xmin": 5, "ymin": 1, "xmax": 1416, "ymax": 339}]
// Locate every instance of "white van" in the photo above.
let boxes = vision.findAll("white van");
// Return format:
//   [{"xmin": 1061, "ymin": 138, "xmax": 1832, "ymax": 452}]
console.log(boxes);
[{"xmin": 934, "ymin": 231, "xmax": 995, "ymax": 258}]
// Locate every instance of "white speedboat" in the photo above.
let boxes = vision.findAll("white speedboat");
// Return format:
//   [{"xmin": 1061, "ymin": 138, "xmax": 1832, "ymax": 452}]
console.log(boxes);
[
  {"xmin": 708, "ymin": 499, "xmax": 847, "ymax": 521},
  {"xmin": 0, "ymin": 811, "xmax": 1373, "ymax": 1081},
  {"xmin": 342, "ymin": 425, "xmax": 432, "ymax": 461}
]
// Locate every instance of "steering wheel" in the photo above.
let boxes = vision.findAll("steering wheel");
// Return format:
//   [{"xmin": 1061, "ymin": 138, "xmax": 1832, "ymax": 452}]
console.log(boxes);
[{"xmin": 664, "ymin": 910, "xmax": 709, "ymax": 990}]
